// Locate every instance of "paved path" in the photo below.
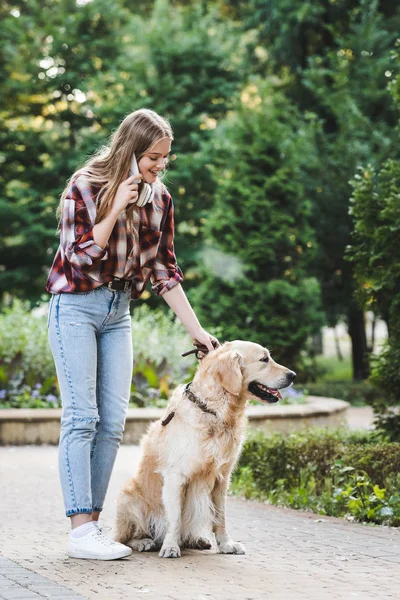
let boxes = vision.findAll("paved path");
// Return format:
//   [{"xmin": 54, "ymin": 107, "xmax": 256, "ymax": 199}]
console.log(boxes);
[
  {"xmin": 0, "ymin": 446, "xmax": 399, "ymax": 600},
  {"xmin": 346, "ymin": 406, "xmax": 375, "ymax": 431}
]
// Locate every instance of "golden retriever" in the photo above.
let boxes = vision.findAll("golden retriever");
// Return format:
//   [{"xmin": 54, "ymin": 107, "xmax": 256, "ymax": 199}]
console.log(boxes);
[{"xmin": 115, "ymin": 340, "xmax": 296, "ymax": 558}]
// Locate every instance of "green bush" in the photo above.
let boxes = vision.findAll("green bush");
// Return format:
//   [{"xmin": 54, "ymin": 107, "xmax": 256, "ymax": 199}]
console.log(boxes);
[
  {"xmin": 0, "ymin": 300, "xmax": 56, "ymax": 383},
  {"xmin": 348, "ymin": 159, "xmax": 400, "ymax": 439},
  {"xmin": 191, "ymin": 80, "xmax": 324, "ymax": 368},
  {"xmin": 129, "ymin": 305, "xmax": 201, "ymax": 407},
  {"xmin": 232, "ymin": 430, "xmax": 400, "ymax": 526},
  {"xmin": 0, "ymin": 300, "xmax": 60, "ymax": 407},
  {"xmin": 0, "ymin": 299, "xmax": 198, "ymax": 408}
]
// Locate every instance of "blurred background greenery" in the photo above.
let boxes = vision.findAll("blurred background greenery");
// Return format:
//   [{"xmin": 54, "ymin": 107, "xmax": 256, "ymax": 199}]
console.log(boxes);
[{"xmin": 0, "ymin": 0, "xmax": 399, "ymax": 439}]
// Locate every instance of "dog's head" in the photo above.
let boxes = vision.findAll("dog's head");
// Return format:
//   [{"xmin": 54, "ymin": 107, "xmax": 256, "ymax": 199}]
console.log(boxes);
[{"xmin": 198, "ymin": 340, "xmax": 296, "ymax": 403}]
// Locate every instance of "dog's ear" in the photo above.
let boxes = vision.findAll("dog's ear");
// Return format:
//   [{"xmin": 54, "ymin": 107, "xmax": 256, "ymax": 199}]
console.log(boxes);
[{"xmin": 217, "ymin": 351, "xmax": 243, "ymax": 395}]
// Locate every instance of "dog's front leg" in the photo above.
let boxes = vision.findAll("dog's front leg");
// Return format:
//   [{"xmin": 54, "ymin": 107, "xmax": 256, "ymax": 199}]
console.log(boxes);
[
  {"xmin": 212, "ymin": 474, "xmax": 245, "ymax": 555},
  {"xmin": 159, "ymin": 472, "xmax": 185, "ymax": 558}
]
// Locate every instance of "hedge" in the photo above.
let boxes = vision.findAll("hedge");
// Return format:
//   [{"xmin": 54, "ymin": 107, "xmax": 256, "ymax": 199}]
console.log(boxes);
[{"xmin": 232, "ymin": 429, "xmax": 400, "ymax": 526}]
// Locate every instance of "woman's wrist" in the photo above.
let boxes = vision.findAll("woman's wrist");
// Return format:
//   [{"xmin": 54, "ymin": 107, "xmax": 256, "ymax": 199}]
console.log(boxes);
[
  {"xmin": 109, "ymin": 206, "xmax": 122, "ymax": 220},
  {"xmin": 162, "ymin": 287, "xmax": 219, "ymax": 352},
  {"xmin": 187, "ymin": 323, "xmax": 204, "ymax": 340},
  {"xmin": 161, "ymin": 285, "xmax": 201, "ymax": 336}
]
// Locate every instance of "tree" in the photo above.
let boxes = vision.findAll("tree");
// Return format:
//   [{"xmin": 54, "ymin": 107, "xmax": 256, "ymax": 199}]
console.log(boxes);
[
  {"xmin": 191, "ymin": 81, "xmax": 323, "ymax": 367},
  {"xmin": 218, "ymin": 0, "xmax": 400, "ymax": 378},
  {"xmin": 95, "ymin": 0, "xmax": 243, "ymax": 273},
  {"xmin": 0, "ymin": 0, "xmax": 242, "ymax": 304},
  {"xmin": 348, "ymin": 161, "xmax": 400, "ymax": 439},
  {"xmin": 0, "ymin": 0, "xmax": 130, "ymax": 303}
]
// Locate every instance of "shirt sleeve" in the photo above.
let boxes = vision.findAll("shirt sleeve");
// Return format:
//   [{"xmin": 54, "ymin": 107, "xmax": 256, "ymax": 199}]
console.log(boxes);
[
  {"xmin": 61, "ymin": 177, "xmax": 108, "ymax": 270},
  {"xmin": 151, "ymin": 192, "xmax": 184, "ymax": 296}
]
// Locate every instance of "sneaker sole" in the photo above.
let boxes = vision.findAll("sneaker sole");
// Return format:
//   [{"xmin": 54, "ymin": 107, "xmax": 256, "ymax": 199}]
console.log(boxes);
[{"xmin": 68, "ymin": 548, "xmax": 132, "ymax": 561}]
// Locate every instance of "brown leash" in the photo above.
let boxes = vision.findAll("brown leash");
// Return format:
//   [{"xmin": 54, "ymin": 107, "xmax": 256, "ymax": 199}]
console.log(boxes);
[
  {"xmin": 161, "ymin": 411, "xmax": 175, "ymax": 427},
  {"xmin": 161, "ymin": 341, "xmax": 220, "ymax": 427},
  {"xmin": 181, "ymin": 340, "xmax": 220, "ymax": 360}
]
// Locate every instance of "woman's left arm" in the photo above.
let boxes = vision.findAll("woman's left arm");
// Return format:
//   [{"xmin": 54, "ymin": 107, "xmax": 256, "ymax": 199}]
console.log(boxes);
[
  {"xmin": 151, "ymin": 190, "xmax": 219, "ymax": 352},
  {"xmin": 161, "ymin": 284, "xmax": 220, "ymax": 352}
]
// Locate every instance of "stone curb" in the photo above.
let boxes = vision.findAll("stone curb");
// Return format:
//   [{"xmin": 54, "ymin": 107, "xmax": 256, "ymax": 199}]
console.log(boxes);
[{"xmin": 0, "ymin": 396, "xmax": 349, "ymax": 445}]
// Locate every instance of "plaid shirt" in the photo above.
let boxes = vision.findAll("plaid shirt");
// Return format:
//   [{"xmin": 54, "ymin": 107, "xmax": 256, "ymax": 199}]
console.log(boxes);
[{"xmin": 46, "ymin": 172, "xmax": 183, "ymax": 299}]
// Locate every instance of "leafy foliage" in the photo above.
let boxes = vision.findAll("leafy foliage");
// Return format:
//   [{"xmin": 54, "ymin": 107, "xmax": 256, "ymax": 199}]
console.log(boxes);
[
  {"xmin": 348, "ymin": 160, "xmax": 400, "ymax": 438},
  {"xmin": 219, "ymin": 0, "xmax": 399, "ymax": 378},
  {"xmin": 347, "ymin": 33, "xmax": 400, "ymax": 431},
  {"xmin": 0, "ymin": 0, "xmax": 242, "ymax": 305},
  {"xmin": 1, "ymin": 0, "xmax": 400, "ymax": 382},
  {"xmin": 192, "ymin": 82, "xmax": 323, "ymax": 365},
  {"xmin": 0, "ymin": 300, "xmax": 198, "ymax": 408},
  {"xmin": 0, "ymin": 0, "xmax": 133, "ymax": 302},
  {"xmin": 232, "ymin": 429, "xmax": 400, "ymax": 525}
]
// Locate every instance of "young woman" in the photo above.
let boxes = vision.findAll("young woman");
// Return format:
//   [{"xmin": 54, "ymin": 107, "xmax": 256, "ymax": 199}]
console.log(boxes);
[{"xmin": 46, "ymin": 109, "xmax": 219, "ymax": 560}]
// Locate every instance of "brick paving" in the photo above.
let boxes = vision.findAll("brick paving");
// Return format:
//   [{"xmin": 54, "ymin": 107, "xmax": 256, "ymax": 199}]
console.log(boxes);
[
  {"xmin": 0, "ymin": 445, "xmax": 399, "ymax": 600},
  {"xmin": 0, "ymin": 556, "xmax": 85, "ymax": 599}
]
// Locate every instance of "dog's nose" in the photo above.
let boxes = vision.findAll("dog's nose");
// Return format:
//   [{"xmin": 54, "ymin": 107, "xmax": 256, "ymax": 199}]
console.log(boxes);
[{"xmin": 288, "ymin": 370, "xmax": 296, "ymax": 382}]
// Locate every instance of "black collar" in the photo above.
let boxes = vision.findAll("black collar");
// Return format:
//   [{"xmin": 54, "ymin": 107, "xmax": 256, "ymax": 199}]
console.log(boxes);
[
  {"xmin": 161, "ymin": 382, "xmax": 217, "ymax": 427},
  {"xmin": 184, "ymin": 382, "xmax": 217, "ymax": 417}
]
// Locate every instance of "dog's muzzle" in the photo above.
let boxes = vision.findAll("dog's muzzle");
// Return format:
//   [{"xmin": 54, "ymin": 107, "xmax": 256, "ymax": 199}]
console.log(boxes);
[
  {"xmin": 248, "ymin": 382, "xmax": 282, "ymax": 403},
  {"xmin": 248, "ymin": 371, "xmax": 296, "ymax": 403}
]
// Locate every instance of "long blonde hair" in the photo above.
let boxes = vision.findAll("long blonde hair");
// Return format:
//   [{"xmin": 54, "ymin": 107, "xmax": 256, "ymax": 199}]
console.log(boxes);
[{"xmin": 56, "ymin": 108, "xmax": 173, "ymax": 228}]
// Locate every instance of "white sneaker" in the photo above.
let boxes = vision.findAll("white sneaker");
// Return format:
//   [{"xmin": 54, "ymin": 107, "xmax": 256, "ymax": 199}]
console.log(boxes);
[{"xmin": 68, "ymin": 527, "xmax": 133, "ymax": 560}]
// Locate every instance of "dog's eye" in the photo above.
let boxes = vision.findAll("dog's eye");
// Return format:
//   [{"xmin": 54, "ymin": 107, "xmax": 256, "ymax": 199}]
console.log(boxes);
[{"xmin": 260, "ymin": 356, "xmax": 269, "ymax": 363}]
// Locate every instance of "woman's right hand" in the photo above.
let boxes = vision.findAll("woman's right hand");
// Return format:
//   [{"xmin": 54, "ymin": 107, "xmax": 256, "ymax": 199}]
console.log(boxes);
[{"xmin": 112, "ymin": 174, "xmax": 143, "ymax": 215}]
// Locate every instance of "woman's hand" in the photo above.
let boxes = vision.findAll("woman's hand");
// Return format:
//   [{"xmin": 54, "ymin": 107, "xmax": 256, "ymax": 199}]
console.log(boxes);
[
  {"xmin": 160, "ymin": 285, "xmax": 220, "ymax": 354},
  {"xmin": 111, "ymin": 174, "xmax": 143, "ymax": 216},
  {"xmin": 191, "ymin": 327, "xmax": 221, "ymax": 353}
]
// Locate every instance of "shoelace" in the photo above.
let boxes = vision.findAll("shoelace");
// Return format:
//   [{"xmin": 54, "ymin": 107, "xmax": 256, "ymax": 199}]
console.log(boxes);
[
  {"xmin": 94, "ymin": 524, "xmax": 112, "ymax": 534},
  {"xmin": 92, "ymin": 528, "xmax": 118, "ymax": 547}
]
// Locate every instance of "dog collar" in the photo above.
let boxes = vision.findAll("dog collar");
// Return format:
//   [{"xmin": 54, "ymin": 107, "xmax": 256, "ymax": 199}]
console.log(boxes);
[
  {"xmin": 161, "ymin": 382, "xmax": 217, "ymax": 427},
  {"xmin": 184, "ymin": 382, "xmax": 217, "ymax": 417}
]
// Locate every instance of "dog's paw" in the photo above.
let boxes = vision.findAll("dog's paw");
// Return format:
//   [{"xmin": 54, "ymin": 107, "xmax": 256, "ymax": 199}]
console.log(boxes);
[
  {"xmin": 217, "ymin": 541, "xmax": 246, "ymax": 555},
  {"xmin": 137, "ymin": 538, "xmax": 158, "ymax": 552},
  {"xmin": 159, "ymin": 544, "xmax": 181, "ymax": 558},
  {"xmin": 185, "ymin": 537, "xmax": 212, "ymax": 550}
]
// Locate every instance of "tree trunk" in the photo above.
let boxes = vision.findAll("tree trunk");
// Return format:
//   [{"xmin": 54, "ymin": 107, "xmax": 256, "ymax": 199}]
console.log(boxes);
[
  {"xmin": 347, "ymin": 305, "xmax": 369, "ymax": 380},
  {"xmin": 369, "ymin": 313, "xmax": 377, "ymax": 353},
  {"xmin": 334, "ymin": 326, "xmax": 344, "ymax": 361},
  {"xmin": 311, "ymin": 331, "xmax": 323, "ymax": 355}
]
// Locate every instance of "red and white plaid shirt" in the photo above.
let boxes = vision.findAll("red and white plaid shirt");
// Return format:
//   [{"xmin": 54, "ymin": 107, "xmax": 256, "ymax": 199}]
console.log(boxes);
[{"xmin": 46, "ymin": 171, "xmax": 183, "ymax": 299}]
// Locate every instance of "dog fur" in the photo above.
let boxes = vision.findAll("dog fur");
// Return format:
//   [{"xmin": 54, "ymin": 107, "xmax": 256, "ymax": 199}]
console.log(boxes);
[{"xmin": 114, "ymin": 340, "xmax": 295, "ymax": 558}]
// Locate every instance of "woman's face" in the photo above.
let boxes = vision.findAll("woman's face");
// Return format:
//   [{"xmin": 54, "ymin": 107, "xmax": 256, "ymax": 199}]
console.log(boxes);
[{"xmin": 138, "ymin": 137, "xmax": 172, "ymax": 184}]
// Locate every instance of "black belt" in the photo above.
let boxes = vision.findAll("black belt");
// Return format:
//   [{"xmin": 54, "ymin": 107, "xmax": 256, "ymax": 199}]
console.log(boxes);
[{"xmin": 104, "ymin": 278, "xmax": 132, "ymax": 292}]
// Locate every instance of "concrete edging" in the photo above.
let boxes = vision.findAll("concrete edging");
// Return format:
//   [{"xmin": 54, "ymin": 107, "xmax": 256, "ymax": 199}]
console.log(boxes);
[{"xmin": 0, "ymin": 396, "xmax": 349, "ymax": 445}]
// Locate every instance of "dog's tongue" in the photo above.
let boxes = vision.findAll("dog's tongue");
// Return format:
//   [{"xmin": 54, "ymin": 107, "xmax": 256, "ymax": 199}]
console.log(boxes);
[{"xmin": 266, "ymin": 387, "xmax": 283, "ymax": 400}]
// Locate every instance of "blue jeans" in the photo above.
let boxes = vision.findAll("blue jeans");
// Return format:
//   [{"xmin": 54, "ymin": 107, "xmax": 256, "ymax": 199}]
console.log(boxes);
[{"xmin": 47, "ymin": 286, "xmax": 133, "ymax": 517}]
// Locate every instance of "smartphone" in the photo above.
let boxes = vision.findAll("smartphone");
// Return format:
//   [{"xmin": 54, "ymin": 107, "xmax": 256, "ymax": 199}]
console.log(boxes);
[{"xmin": 129, "ymin": 153, "xmax": 154, "ymax": 206}]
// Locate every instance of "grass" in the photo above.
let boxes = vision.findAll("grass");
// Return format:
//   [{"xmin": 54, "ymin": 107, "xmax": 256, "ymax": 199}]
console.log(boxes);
[{"xmin": 315, "ymin": 355, "xmax": 352, "ymax": 382}]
